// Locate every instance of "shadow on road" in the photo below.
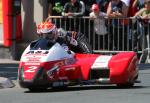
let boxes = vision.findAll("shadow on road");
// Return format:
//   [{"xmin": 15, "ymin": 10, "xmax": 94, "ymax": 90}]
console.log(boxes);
[{"xmin": 24, "ymin": 85, "xmax": 144, "ymax": 93}]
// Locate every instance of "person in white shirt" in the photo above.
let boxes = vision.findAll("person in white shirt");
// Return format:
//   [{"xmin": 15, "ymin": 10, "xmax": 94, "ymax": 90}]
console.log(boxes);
[
  {"xmin": 89, "ymin": 4, "xmax": 108, "ymax": 50},
  {"xmin": 89, "ymin": 4, "xmax": 107, "ymax": 35}
]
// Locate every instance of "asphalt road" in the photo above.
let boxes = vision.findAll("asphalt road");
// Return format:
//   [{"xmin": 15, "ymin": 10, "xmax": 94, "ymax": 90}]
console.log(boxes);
[{"xmin": 0, "ymin": 61, "xmax": 150, "ymax": 103}]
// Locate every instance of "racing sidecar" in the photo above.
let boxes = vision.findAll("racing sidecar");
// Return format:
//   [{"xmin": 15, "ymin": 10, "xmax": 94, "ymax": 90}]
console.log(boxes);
[{"xmin": 18, "ymin": 38, "xmax": 139, "ymax": 91}]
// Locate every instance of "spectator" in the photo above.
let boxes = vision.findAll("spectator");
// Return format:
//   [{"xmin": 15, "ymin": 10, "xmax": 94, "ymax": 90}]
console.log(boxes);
[
  {"xmin": 89, "ymin": 4, "xmax": 108, "ymax": 50},
  {"xmin": 96, "ymin": 0, "xmax": 109, "ymax": 12},
  {"xmin": 107, "ymin": 0, "xmax": 128, "ymax": 18},
  {"xmin": 107, "ymin": 0, "xmax": 129, "ymax": 50},
  {"xmin": 47, "ymin": 0, "xmax": 69, "ymax": 16},
  {"xmin": 90, "ymin": 4, "xmax": 107, "ymax": 35},
  {"xmin": 134, "ymin": 0, "xmax": 150, "ymax": 19},
  {"xmin": 47, "ymin": 0, "xmax": 69, "ymax": 29},
  {"xmin": 120, "ymin": 0, "xmax": 137, "ymax": 16},
  {"xmin": 61, "ymin": 0, "xmax": 85, "ymax": 31},
  {"xmin": 62, "ymin": 0, "xmax": 85, "ymax": 17},
  {"xmin": 132, "ymin": 0, "xmax": 150, "ymax": 63},
  {"xmin": 127, "ymin": 0, "xmax": 138, "ymax": 17},
  {"xmin": 121, "ymin": 0, "xmax": 130, "ymax": 6},
  {"xmin": 81, "ymin": 0, "xmax": 96, "ymax": 16},
  {"xmin": 132, "ymin": 0, "xmax": 145, "ymax": 10}
]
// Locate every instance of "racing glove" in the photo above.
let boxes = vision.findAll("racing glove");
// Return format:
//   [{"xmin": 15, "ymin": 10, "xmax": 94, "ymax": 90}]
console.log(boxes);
[{"xmin": 66, "ymin": 36, "xmax": 78, "ymax": 46}]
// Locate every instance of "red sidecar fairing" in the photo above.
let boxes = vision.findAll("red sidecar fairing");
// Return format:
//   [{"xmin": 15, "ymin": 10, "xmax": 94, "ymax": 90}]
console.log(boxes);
[
  {"xmin": 18, "ymin": 41, "xmax": 138, "ymax": 88},
  {"xmin": 18, "ymin": 52, "xmax": 138, "ymax": 88},
  {"xmin": 74, "ymin": 52, "xmax": 138, "ymax": 84}
]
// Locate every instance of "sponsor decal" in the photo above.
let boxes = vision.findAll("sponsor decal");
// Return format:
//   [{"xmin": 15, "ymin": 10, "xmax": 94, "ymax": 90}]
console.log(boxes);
[
  {"xmin": 65, "ymin": 67, "xmax": 76, "ymax": 71},
  {"xmin": 92, "ymin": 55, "xmax": 112, "ymax": 69},
  {"xmin": 26, "ymin": 57, "xmax": 41, "ymax": 62},
  {"xmin": 47, "ymin": 60, "xmax": 73, "ymax": 79},
  {"xmin": 47, "ymin": 61, "xmax": 66, "ymax": 79},
  {"xmin": 47, "ymin": 66, "xmax": 59, "ymax": 79},
  {"xmin": 25, "ymin": 62, "xmax": 40, "ymax": 65},
  {"xmin": 25, "ymin": 50, "xmax": 49, "ymax": 56}
]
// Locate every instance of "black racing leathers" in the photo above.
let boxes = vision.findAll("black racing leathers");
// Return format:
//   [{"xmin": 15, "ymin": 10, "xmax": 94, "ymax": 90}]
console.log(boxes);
[{"xmin": 57, "ymin": 30, "xmax": 92, "ymax": 53}]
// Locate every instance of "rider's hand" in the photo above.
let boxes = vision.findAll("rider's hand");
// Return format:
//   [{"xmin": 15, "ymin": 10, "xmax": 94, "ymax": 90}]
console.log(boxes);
[
  {"xmin": 71, "ymin": 31, "xmax": 77, "ymax": 39},
  {"xmin": 70, "ymin": 37, "xmax": 78, "ymax": 46}
]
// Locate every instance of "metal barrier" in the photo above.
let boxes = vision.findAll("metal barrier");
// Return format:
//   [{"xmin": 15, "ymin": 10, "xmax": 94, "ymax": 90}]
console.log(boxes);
[{"xmin": 49, "ymin": 16, "xmax": 150, "ymax": 62}]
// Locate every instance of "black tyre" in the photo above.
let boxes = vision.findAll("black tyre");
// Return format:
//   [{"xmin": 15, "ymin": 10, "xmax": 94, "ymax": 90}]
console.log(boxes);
[
  {"xmin": 117, "ymin": 82, "xmax": 134, "ymax": 88},
  {"xmin": 28, "ymin": 87, "xmax": 48, "ymax": 92}
]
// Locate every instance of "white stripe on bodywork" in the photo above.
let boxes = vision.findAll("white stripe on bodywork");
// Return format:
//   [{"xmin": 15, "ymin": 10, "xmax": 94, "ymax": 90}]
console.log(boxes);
[{"xmin": 91, "ymin": 55, "xmax": 112, "ymax": 69}]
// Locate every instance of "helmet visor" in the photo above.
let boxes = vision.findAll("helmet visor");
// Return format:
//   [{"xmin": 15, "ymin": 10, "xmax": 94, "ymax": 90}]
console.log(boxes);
[{"xmin": 43, "ymin": 29, "xmax": 57, "ymax": 41}]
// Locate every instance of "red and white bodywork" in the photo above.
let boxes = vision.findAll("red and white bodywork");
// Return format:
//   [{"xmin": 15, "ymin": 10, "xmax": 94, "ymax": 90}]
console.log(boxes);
[{"xmin": 18, "ymin": 40, "xmax": 139, "ymax": 91}]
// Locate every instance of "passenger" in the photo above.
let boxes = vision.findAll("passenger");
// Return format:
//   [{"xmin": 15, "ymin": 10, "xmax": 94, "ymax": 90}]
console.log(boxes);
[
  {"xmin": 37, "ymin": 21, "xmax": 92, "ymax": 53},
  {"xmin": 89, "ymin": 4, "xmax": 108, "ymax": 50}
]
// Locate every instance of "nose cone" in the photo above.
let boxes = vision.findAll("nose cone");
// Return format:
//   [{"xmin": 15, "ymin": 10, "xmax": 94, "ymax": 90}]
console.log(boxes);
[{"xmin": 18, "ymin": 66, "xmax": 49, "ymax": 88}]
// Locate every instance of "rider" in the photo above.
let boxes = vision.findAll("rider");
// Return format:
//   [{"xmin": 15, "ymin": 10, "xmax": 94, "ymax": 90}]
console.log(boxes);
[{"xmin": 36, "ymin": 21, "xmax": 92, "ymax": 53}]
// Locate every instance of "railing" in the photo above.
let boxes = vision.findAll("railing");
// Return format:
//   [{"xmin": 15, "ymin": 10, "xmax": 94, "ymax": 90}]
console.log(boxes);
[{"xmin": 48, "ymin": 16, "xmax": 150, "ymax": 62}]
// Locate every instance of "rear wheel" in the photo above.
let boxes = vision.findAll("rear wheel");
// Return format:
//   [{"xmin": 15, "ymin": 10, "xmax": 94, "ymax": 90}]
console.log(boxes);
[
  {"xmin": 117, "ymin": 77, "xmax": 135, "ymax": 88},
  {"xmin": 117, "ymin": 82, "xmax": 134, "ymax": 88}
]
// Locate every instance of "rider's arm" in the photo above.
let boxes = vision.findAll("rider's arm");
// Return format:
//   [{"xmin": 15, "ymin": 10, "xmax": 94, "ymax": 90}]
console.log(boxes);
[{"xmin": 57, "ymin": 28, "xmax": 67, "ymax": 37}]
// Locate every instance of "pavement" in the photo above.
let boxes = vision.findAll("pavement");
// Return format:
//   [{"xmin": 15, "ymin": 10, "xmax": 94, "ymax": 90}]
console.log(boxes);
[
  {"xmin": 0, "ymin": 58, "xmax": 18, "ymax": 89},
  {"xmin": 0, "ymin": 24, "xmax": 3, "ymax": 44},
  {"xmin": 0, "ymin": 59, "xmax": 19, "ymax": 64}
]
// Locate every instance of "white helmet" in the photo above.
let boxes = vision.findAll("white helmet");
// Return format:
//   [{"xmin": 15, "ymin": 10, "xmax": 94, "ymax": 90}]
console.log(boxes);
[{"xmin": 37, "ymin": 22, "xmax": 58, "ymax": 41}]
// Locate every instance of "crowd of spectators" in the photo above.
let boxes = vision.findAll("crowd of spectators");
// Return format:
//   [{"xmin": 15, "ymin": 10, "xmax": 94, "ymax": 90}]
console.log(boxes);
[{"xmin": 46, "ymin": 0, "xmax": 150, "ymax": 51}]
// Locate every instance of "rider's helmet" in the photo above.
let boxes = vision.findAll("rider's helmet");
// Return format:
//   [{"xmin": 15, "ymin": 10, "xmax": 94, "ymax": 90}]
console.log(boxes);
[{"xmin": 37, "ymin": 22, "xmax": 58, "ymax": 41}]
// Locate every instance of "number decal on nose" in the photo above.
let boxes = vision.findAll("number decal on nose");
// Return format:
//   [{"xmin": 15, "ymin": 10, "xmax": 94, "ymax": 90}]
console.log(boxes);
[{"xmin": 25, "ymin": 66, "xmax": 37, "ymax": 73}]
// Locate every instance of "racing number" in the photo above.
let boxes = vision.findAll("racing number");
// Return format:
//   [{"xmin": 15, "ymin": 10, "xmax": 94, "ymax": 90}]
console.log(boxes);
[{"xmin": 25, "ymin": 66, "xmax": 37, "ymax": 73}]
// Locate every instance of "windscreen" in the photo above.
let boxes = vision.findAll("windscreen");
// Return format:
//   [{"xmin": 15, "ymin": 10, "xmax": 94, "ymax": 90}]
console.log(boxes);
[{"xmin": 30, "ymin": 38, "xmax": 54, "ymax": 50}]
